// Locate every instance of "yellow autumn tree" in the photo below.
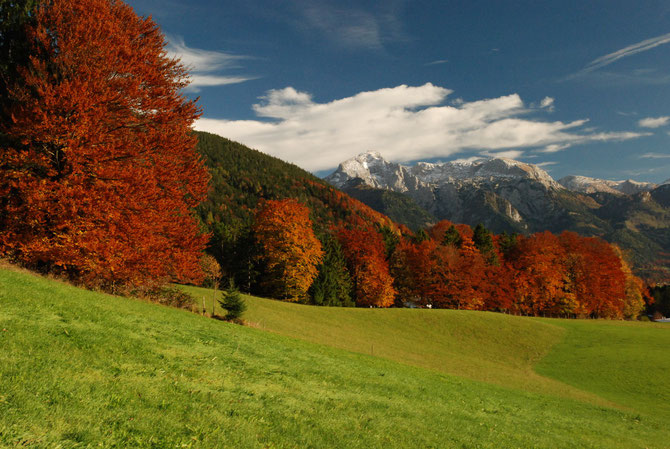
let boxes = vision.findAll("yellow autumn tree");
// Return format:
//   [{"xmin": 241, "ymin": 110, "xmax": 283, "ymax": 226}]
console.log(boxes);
[
  {"xmin": 253, "ymin": 199, "xmax": 323, "ymax": 301},
  {"xmin": 612, "ymin": 246, "xmax": 646, "ymax": 320}
]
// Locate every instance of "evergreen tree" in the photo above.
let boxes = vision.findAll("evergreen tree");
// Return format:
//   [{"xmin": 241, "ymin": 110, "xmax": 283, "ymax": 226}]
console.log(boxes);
[
  {"xmin": 310, "ymin": 235, "xmax": 354, "ymax": 307},
  {"xmin": 413, "ymin": 229, "xmax": 430, "ymax": 244},
  {"xmin": 473, "ymin": 223, "xmax": 499, "ymax": 266},
  {"xmin": 498, "ymin": 231, "xmax": 519, "ymax": 260},
  {"xmin": 218, "ymin": 282, "xmax": 247, "ymax": 321},
  {"xmin": 378, "ymin": 225, "xmax": 400, "ymax": 260},
  {"xmin": 442, "ymin": 225, "xmax": 462, "ymax": 248}
]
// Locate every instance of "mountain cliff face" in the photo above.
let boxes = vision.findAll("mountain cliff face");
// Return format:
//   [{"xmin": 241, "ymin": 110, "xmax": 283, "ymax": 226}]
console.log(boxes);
[
  {"xmin": 326, "ymin": 152, "xmax": 570, "ymax": 233},
  {"xmin": 325, "ymin": 151, "xmax": 670, "ymax": 281}
]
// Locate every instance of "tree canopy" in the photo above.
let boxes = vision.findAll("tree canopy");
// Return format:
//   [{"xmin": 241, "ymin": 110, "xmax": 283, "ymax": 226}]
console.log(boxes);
[{"xmin": 0, "ymin": 0, "xmax": 209, "ymax": 289}]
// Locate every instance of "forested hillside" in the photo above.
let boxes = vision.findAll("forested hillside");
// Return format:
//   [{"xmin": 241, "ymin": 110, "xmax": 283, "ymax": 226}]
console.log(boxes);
[
  {"xmin": 195, "ymin": 132, "xmax": 647, "ymax": 319},
  {"xmin": 195, "ymin": 131, "xmax": 397, "ymax": 299}
]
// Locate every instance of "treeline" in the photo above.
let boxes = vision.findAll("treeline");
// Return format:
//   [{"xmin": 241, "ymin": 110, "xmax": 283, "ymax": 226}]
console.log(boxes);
[
  {"xmin": 195, "ymin": 133, "xmax": 646, "ymax": 319},
  {"xmin": 234, "ymin": 199, "xmax": 646, "ymax": 320}
]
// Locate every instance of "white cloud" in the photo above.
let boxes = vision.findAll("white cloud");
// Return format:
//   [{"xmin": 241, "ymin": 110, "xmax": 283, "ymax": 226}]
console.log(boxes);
[
  {"xmin": 638, "ymin": 116, "xmax": 670, "ymax": 128},
  {"xmin": 480, "ymin": 150, "xmax": 526, "ymax": 160},
  {"xmin": 166, "ymin": 36, "xmax": 255, "ymax": 91},
  {"xmin": 639, "ymin": 152, "xmax": 670, "ymax": 159},
  {"xmin": 195, "ymin": 83, "xmax": 648, "ymax": 172},
  {"xmin": 426, "ymin": 59, "xmax": 449, "ymax": 66},
  {"xmin": 582, "ymin": 32, "xmax": 670, "ymax": 74},
  {"xmin": 540, "ymin": 97, "xmax": 555, "ymax": 109},
  {"xmin": 536, "ymin": 161, "xmax": 558, "ymax": 167},
  {"xmin": 539, "ymin": 143, "xmax": 571, "ymax": 153}
]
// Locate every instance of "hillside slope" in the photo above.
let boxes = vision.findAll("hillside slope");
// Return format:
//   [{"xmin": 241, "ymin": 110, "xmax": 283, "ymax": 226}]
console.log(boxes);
[
  {"xmin": 339, "ymin": 180, "xmax": 436, "ymax": 231},
  {"xmin": 2, "ymin": 268, "xmax": 668, "ymax": 448},
  {"xmin": 185, "ymin": 285, "xmax": 670, "ymax": 415},
  {"xmin": 195, "ymin": 131, "xmax": 398, "ymax": 289}
]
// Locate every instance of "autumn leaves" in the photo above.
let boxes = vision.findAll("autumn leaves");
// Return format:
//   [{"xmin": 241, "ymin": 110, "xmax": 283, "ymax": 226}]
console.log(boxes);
[
  {"xmin": 0, "ymin": 0, "xmax": 209, "ymax": 289},
  {"xmin": 254, "ymin": 199, "xmax": 323, "ymax": 301},
  {"xmin": 250, "ymin": 197, "xmax": 645, "ymax": 318},
  {"xmin": 0, "ymin": 0, "xmax": 648, "ymax": 320}
]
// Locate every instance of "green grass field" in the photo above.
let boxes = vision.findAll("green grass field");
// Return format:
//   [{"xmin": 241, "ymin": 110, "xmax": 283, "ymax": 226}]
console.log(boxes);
[
  {"xmin": 186, "ymin": 285, "xmax": 670, "ymax": 411},
  {"xmin": 2, "ymin": 268, "xmax": 669, "ymax": 448}
]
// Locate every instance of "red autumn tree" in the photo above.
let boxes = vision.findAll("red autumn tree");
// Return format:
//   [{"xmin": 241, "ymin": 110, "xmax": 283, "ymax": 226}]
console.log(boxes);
[
  {"xmin": 0, "ymin": 0, "xmax": 209, "ymax": 289},
  {"xmin": 336, "ymin": 225, "xmax": 396, "ymax": 307},
  {"xmin": 254, "ymin": 199, "xmax": 323, "ymax": 301},
  {"xmin": 511, "ymin": 232, "xmax": 572, "ymax": 316},
  {"xmin": 559, "ymin": 232, "xmax": 626, "ymax": 318},
  {"xmin": 396, "ymin": 237, "xmax": 461, "ymax": 308}
]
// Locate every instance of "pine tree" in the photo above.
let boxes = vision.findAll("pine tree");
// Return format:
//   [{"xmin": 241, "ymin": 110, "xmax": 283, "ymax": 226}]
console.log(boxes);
[
  {"xmin": 473, "ymin": 223, "xmax": 499, "ymax": 266},
  {"xmin": 442, "ymin": 225, "xmax": 462, "ymax": 248},
  {"xmin": 218, "ymin": 282, "xmax": 247, "ymax": 321},
  {"xmin": 310, "ymin": 235, "xmax": 354, "ymax": 306},
  {"xmin": 413, "ymin": 229, "xmax": 430, "ymax": 244},
  {"xmin": 497, "ymin": 231, "xmax": 518, "ymax": 259}
]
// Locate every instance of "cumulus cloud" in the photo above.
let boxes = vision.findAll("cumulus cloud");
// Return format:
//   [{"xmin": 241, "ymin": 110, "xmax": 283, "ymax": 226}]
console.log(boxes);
[
  {"xmin": 195, "ymin": 83, "xmax": 648, "ymax": 172},
  {"xmin": 638, "ymin": 116, "xmax": 670, "ymax": 128},
  {"xmin": 166, "ymin": 36, "xmax": 256, "ymax": 92}
]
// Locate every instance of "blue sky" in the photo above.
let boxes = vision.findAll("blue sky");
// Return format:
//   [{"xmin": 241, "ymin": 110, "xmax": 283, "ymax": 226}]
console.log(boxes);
[{"xmin": 126, "ymin": 0, "xmax": 670, "ymax": 182}]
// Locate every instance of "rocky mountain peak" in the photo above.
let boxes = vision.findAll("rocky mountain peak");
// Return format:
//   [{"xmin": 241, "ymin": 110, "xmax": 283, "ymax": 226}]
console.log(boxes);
[
  {"xmin": 327, "ymin": 151, "xmax": 408, "ymax": 192},
  {"xmin": 326, "ymin": 152, "xmax": 560, "ymax": 191}
]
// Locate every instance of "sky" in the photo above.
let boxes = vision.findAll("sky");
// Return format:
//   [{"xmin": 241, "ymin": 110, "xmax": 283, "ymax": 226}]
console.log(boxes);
[{"xmin": 125, "ymin": 0, "xmax": 670, "ymax": 183}]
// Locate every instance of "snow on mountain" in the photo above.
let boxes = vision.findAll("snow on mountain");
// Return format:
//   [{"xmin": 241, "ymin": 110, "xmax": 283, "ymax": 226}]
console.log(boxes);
[
  {"xmin": 558, "ymin": 175, "xmax": 657, "ymax": 195},
  {"xmin": 326, "ymin": 151, "xmax": 560, "ymax": 190},
  {"xmin": 557, "ymin": 175, "xmax": 622, "ymax": 195}
]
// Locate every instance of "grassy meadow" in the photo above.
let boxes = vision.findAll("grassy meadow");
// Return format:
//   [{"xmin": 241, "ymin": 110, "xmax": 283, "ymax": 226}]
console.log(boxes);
[{"xmin": 1, "ymin": 268, "xmax": 668, "ymax": 448}]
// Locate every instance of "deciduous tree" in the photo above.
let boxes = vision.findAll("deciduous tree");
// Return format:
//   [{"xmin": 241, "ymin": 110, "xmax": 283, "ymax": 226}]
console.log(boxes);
[
  {"xmin": 336, "ymin": 225, "xmax": 396, "ymax": 307},
  {"xmin": 253, "ymin": 199, "xmax": 323, "ymax": 301},
  {"xmin": 0, "ymin": 0, "xmax": 209, "ymax": 289}
]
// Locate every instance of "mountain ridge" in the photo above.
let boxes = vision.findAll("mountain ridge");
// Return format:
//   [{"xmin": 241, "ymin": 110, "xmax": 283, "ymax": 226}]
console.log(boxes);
[{"xmin": 325, "ymin": 151, "xmax": 670, "ymax": 281}]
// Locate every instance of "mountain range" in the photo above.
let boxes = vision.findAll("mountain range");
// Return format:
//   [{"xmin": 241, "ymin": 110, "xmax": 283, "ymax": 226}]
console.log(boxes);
[{"xmin": 325, "ymin": 152, "xmax": 670, "ymax": 282}]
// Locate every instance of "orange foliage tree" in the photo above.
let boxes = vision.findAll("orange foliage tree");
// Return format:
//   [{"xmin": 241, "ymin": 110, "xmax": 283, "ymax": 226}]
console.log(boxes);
[
  {"xmin": 394, "ymin": 237, "xmax": 461, "ymax": 308},
  {"xmin": 612, "ymin": 246, "xmax": 646, "ymax": 319},
  {"xmin": 509, "ymin": 232, "xmax": 572, "ymax": 316},
  {"xmin": 0, "ymin": 0, "xmax": 209, "ymax": 289},
  {"xmin": 253, "ymin": 199, "xmax": 323, "ymax": 301},
  {"xmin": 559, "ymin": 232, "xmax": 627, "ymax": 318},
  {"xmin": 336, "ymin": 226, "xmax": 396, "ymax": 307}
]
